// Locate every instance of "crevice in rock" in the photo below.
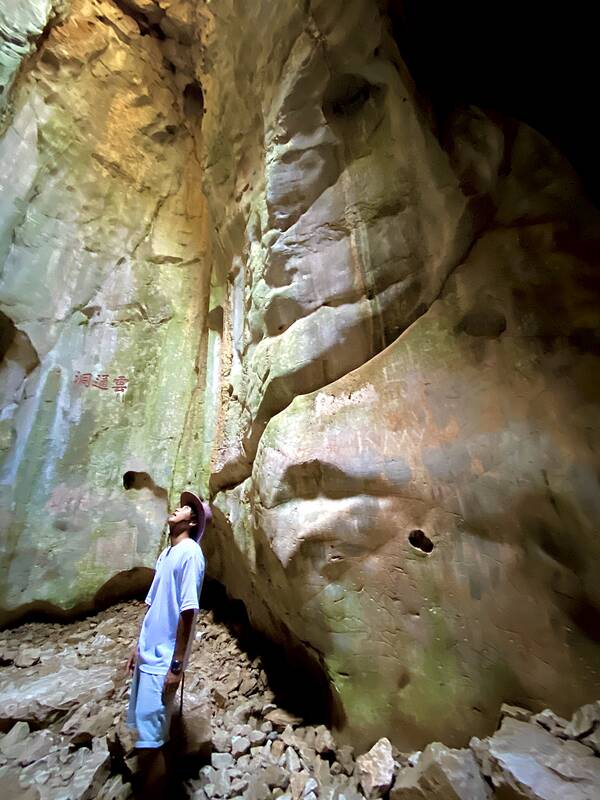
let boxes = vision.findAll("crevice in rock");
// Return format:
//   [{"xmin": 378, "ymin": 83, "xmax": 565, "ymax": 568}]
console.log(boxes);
[
  {"xmin": 0, "ymin": 309, "xmax": 16, "ymax": 362},
  {"xmin": 184, "ymin": 80, "xmax": 205, "ymax": 122},
  {"xmin": 0, "ymin": 311, "xmax": 40, "ymax": 412},
  {"xmin": 111, "ymin": 0, "xmax": 166, "ymax": 38}
]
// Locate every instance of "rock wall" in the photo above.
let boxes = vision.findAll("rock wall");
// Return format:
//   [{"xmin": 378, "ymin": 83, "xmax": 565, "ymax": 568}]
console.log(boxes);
[
  {"xmin": 0, "ymin": 0, "xmax": 209, "ymax": 622},
  {"xmin": 196, "ymin": 0, "xmax": 600, "ymax": 749},
  {"xmin": 1, "ymin": 0, "xmax": 600, "ymax": 753}
]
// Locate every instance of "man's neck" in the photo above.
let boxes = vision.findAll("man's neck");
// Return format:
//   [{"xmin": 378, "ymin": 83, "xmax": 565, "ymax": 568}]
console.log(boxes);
[{"xmin": 169, "ymin": 528, "xmax": 191, "ymax": 548}]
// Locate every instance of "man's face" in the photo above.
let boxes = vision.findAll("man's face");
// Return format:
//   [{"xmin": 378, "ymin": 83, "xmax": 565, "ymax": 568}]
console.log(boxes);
[{"xmin": 168, "ymin": 505, "xmax": 193, "ymax": 525}]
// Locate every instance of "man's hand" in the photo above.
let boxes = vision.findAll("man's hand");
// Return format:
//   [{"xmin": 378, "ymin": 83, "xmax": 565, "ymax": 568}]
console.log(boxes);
[
  {"xmin": 162, "ymin": 670, "xmax": 182, "ymax": 704},
  {"xmin": 125, "ymin": 645, "xmax": 137, "ymax": 676}
]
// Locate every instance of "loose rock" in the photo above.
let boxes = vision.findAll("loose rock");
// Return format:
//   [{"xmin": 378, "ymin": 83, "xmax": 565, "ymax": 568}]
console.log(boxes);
[
  {"xmin": 391, "ymin": 742, "xmax": 491, "ymax": 799},
  {"xmin": 356, "ymin": 738, "xmax": 395, "ymax": 798},
  {"xmin": 472, "ymin": 717, "xmax": 600, "ymax": 799}
]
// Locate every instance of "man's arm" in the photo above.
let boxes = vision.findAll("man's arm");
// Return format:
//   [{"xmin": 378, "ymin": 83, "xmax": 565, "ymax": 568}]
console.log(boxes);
[
  {"xmin": 162, "ymin": 609, "xmax": 196, "ymax": 701},
  {"xmin": 173, "ymin": 608, "xmax": 196, "ymax": 663}
]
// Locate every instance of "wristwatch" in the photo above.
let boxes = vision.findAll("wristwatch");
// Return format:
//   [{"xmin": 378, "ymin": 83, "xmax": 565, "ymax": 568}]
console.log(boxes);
[{"xmin": 170, "ymin": 659, "xmax": 183, "ymax": 675}]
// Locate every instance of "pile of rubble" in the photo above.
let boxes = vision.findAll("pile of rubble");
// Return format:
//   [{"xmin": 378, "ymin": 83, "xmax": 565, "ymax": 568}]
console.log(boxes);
[{"xmin": 1, "ymin": 600, "xmax": 600, "ymax": 799}]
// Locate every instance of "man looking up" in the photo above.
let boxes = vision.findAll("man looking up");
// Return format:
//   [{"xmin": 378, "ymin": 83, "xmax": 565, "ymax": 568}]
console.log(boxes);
[{"xmin": 126, "ymin": 490, "xmax": 211, "ymax": 798}]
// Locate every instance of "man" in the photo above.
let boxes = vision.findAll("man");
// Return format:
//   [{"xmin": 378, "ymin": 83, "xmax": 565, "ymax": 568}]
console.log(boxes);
[{"xmin": 126, "ymin": 490, "xmax": 211, "ymax": 798}]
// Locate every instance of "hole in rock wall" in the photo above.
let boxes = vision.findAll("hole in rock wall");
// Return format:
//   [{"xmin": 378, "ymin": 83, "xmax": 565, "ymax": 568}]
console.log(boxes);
[
  {"xmin": 0, "ymin": 311, "xmax": 39, "ymax": 409},
  {"xmin": 0, "ymin": 310, "xmax": 16, "ymax": 361},
  {"xmin": 207, "ymin": 305, "xmax": 224, "ymax": 332},
  {"xmin": 183, "ymin": 81, "xmax": 204, "ymax": 121},
  {"xmin": 122, "ymin": 471, "xmax": 167, "ymax": 501},
  {"xmin": 323, "ymin": 74, "xmax": 379, "ymax": 122},
  {"xmin": 408, "ymin": 529, "xmax": 434, "ymax": 554},
  {"xmin": 456, "ymin": 309, "xmax": 507, "ymax": 339}
]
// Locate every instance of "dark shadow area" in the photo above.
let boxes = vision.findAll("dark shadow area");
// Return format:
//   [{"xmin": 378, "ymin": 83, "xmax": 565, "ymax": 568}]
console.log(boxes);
[
  {"xmin": 200, "ymin": 578, "xmax": 337, "ymax": 729},
  {"xmin": 183, "ymin": 81, "xmax": 204, "ymax": 122},
  {"xmin": 323, "ymin": 73, "xmax": 377, "ymax": 120},
  {"xmin": 387, "ymin": 0, "xmax": 599, "ymax": 204},
  {"xmin": 207, "ymin": 305, "xmax": 224, "ymax": 332},
  {"xmin": 455, "ymin": 309, "xmax": 507, "ymax": 339},
  {"xmin": 0, "ymin": 310, "xmax": 16, "ymax": 361}
]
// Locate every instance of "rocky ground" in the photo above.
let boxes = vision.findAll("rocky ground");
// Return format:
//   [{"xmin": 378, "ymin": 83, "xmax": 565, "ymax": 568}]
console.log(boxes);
[{"xmin": 1, "ymin": 600, "xmax": 600, "ymax": 800}]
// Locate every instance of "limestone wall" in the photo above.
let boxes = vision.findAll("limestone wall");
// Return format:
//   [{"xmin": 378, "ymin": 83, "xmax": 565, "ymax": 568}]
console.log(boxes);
[
  {"xmin": 197, "ymin": 0, "xmax": 600, "ymax": 748},
  {"xmin": 0, "ymin": 0, "xmax": 208, "ymax": 621}
]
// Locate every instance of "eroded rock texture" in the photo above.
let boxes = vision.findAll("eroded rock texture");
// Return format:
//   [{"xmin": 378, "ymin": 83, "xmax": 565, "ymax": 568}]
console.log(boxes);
[
  {"xmin": 1, "ymin": 0, "xmax": 600, "ymax": 752},
  {"xmin": 197, "ymin": 0, "xmax": 600, "ymax": 748},
  {"xmin": 0, "ymin": 0, "xmax": 208, "ymax": 622}
]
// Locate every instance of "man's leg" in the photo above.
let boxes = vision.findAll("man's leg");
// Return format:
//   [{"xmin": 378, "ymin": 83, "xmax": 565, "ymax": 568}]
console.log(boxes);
[
  {"xmin": 130, "ymin": 671, "xmax": 173, "ymax": 798},
  {"xmin": 137, "ymin": 747, "xmax": 167, "ymax": 799}
]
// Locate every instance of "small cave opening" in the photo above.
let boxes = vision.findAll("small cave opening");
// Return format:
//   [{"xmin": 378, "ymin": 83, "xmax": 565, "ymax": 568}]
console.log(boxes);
[
  {"xmin": 408, "ymin": 529, "xmax": 434, "ymax": 554},
  {"xmin": 0, "ymin": 310, "xmax": 16, "ymax": 362},
  {"xmin": 207, "ymin": 304, "xmax": 224, "ymax": 333},
  {"xmin": 455, "ymin": 309, "xmax": 507, "ymax": 339},
  {"xmin": 323, "ymin": 74, "xmax": 379, "ymax": 123},
  {"xmin": 122, "ymin": 471, "xmax": 167, "ymax": 501},
  {"xmin": 183, "ymin": 81, "xmax": 205, "ymax": 122}
]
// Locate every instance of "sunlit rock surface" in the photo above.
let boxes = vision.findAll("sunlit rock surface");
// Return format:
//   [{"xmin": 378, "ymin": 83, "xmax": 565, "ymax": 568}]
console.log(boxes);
[{"xmin": 0, "ymin": 0, "xmax": 208, "ymax": 622}]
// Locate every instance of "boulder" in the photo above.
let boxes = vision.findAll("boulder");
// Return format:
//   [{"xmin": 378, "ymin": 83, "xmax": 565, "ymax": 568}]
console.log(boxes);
[
  {"xmin": 61, "ymin": 701, "xmax": 115, "ymax": 744},
  {"xmin": 14, "ymin": 648, "xmax": 41, "ymax": 669},
  {"xmin": 356, "ymin": 738, "xmax": 395, "ymax": 798},
  {"xmin": 565, "ymin": 701, "xmax": 600, "ymax": 739},
  {"xmin": 391, "ymin": 743, "xmax": 490, "ymax": 799},
  {"xmin": 1, "ymin": 727, "xmax": 58, "ymax": 767},
  {"xmin": 0, "ymin": 721, "xmax": 30, "ymax": 758},
  {"xmin": 471, "ymin": 717, "xmax": 600, "ymax": 799},
  {"xmin": 0, "ymin": 665, "xmax": 115, "ymax": 728}
]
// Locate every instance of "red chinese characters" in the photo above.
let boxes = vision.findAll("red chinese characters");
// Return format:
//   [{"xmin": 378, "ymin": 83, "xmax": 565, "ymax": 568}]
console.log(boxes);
[
  {"xmin": 92, "ymin": 373, "xmax": 109, "ymax": 390},
  {"xmin": 73, "ymin": 372, "xmax": 129, "ymax": 394},
  {"xmin": 112, "ymin": 375, "xmax": 129, "ymax": 393},
  {"xmin": 73, "ymin": 372, "xmax": 92, "ymax": 387}
]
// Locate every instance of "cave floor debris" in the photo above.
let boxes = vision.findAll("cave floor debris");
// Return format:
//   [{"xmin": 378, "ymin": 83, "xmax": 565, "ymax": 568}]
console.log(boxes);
[
  {"xmin": 1, "ymin": 601, "xmax": 600, "ymax": 800},
  {"xmin": 0, "ymin": 600, "xmax": 366, "ymax": 800}
]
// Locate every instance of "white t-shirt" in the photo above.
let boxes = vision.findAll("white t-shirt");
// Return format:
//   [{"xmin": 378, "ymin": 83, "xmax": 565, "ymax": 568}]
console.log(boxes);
[{"xmin": 137, "ymin": 537, "xmax": 205, "ymax": 675}]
